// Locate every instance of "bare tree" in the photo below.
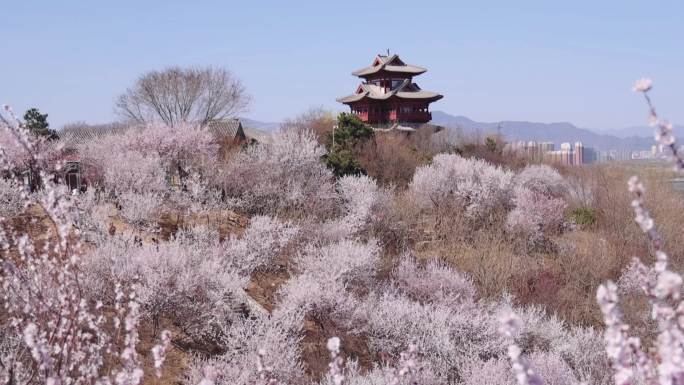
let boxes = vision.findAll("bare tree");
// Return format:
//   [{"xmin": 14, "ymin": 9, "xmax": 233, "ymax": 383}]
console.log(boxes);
[
  {"xmin": 115, "ymin": 66, "xmax": 250, "ymax": 127},
  {"xmin": 280, "ymin": 106, "xmax": 336, "ymax": 144}
]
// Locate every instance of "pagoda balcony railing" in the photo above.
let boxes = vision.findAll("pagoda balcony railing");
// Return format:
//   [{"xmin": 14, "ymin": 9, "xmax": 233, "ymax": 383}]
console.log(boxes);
[
  {"xmin": 390, "ymin": 110, "xmax": 432, "ymax": 123},
  {"xmin": 353, "ymin": 110, "xmax": 432, "ymax": 124},
  {"xmin": 355, "ymin": 111, "xmax": 390, "ymax": 123}
]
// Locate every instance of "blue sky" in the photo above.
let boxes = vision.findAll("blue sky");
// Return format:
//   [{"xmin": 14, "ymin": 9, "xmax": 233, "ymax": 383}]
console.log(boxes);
[{"xmin": 2, "ymin": 0, "xmax": 683, "ymax": 129}]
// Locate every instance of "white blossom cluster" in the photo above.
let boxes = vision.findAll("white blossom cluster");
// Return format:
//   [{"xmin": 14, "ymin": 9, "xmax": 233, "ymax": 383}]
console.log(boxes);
[
  {"xmin": 502, "ymin": 80, "xmax": 684, "ymax": 385},
  {"xmin": 411, "ymin": 155, "xmax": 570, "ymax": 247},
  {"xmin": 9, "ymin": 87, "xmax": 684, "ymax": 385},
  {"xmin": 0, "ymin": 177, "xmax": 25, "ymax": 217},
  {"xmin": 498, "ymin": 311, "xmax": 543, "ymax": 385},
  {"xmin": 74, "ymin": 123, "xmax": 221, "ymax": 229},
  {"xmin": 409, "ymin": 153, "xmax": 514, "ymax": 224},
  {"xmin": 0, "ymin": 106, "xmax": 171, "ymax": 385},
  {"xmin": 220, "ymin": 129, "xmax": 338, "ymax": 217}
]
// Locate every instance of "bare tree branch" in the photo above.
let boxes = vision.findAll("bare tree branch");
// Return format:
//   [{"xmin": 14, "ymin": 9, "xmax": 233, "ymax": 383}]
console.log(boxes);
[{"xmin": 115, "ymin": 66, "xmax": 250, "ymax": 127}]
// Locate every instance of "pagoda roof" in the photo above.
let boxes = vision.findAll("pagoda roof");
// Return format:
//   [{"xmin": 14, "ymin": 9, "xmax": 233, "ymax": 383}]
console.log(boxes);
[
  {"xmin": 336, "ymin": 78, "xmax": 443, "ymax": 104},
  {"xmin": 351, "ymin": 54, "xmax": 427, "ymax": 77}
]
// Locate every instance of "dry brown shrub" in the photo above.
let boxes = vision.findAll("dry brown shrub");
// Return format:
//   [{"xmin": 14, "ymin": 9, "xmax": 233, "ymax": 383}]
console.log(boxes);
[
  {"xmin": 357, "ymin": 129, "xmax": 439, "ymax": 188},
  {"xmin": 571, "ymin": 164, "xmax": 684, "ymax": 267},
  {"xmin": 367, "ymin": 192, "xmax": 421, "ymax": 254},
  {"xmin": 358, "ymin": 133, "xmax": 431, "ymax": 187},
  {"xmin": 280, "ymin": 107, "xmax": 335, "ymax": 145},
  {"xmin": 549, "ymin": 230, "xmax": 627, "ymax": 325},
  {"xmin": 405, "ymin": 161, "xmax": 684, "ymax": 328},
  {"xmin": 417, "ymin": 228, "xmax": 535, "ymax": 300},
  {"xmin": 455, "ymin": 136, "xmax": 533, "ymax": 171}
]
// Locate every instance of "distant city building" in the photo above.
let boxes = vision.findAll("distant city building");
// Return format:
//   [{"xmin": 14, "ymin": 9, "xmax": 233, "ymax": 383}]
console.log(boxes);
[
  {"xmin": 584, "ymin": 147, "xmax": 598, "ymax": 163},
  {"xmin": 573, "ymin": 142, "xmax": 584, "ymax": 166},
  {"xmin": 507, "ymin": 139, "xmax": 595, "ymax": 166},
  {"xmin": 540, "ymin": 142, "xmax": 554, "ymax": 152},
  {"xmin": 632, "ymin": 150, "xmax": 656, "ymax": 160},
  {"xmin": 626, "ymin": 144, "xmax": 667, "ymax": 161},
  {"xmin": 597, "ymin": 149, "xmax": 631, "ymax": 162}
]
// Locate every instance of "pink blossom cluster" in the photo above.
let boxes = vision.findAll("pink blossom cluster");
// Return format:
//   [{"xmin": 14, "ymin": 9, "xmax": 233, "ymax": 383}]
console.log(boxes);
[
  {"xmin": 411, "ymin": 154, "xmax": 569, "ymax": 247},
  {"xmin": 0, "ymin": 106, "xmax": 171, "ymax": 385},
  {"xmin": 500, "ymin": 79, "xmax": 684, "ymax": 385},
  {"xmin": 506, "ymin": 165, "xmax": 568, "ymax": 248},
  {"xmin": 498, "ymin": 311, "xmax": 543, "ymax": 385},
  {"xmin": 72, "ymin": 123, "xmax": 221, "ymax": 229},
  {"xmin": 220, "ymin": 128, "xmax": 337, "ymax": 217},
  {"xmin": 505, "ymin": 185, "xmax": 567, "ymax": 248},
  {"xmin": 409, "ymin": 153, "xmax": 514, "ymax": 223},
  {"xmin": 0, "ymin": 177, "xmax": 25, "ymax": 217},
  {"xmin": 8, "ymin": 91, "xmax": 684, "ymax": 385}
]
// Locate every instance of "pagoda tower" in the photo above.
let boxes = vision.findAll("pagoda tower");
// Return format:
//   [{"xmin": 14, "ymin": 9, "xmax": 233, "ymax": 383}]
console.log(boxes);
[{"xmin": 337, "ymin": 53, "xmax": 443, "ymax": 126}]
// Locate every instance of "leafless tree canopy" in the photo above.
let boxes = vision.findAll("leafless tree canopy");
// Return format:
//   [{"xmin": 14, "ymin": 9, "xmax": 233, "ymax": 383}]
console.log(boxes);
[
  {"xmin": 280, "ymin": 106, "xmax": 335, "ymax": 139},
  {"xmin": 115, "ymin": 67, "xmax": 250, "ymax": 127}
]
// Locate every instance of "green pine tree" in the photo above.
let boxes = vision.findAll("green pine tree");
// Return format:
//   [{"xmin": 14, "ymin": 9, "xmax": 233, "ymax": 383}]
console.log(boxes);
[
  {"xmin": 324, "ymin": 148, "xmax": 365, "ymax": 177},
  {"xmin": 329, "ymin": 113, "xmax": 374, "ymax": 148},
  {"xmin": 24, "ymin": 108, "xmax": 58, "ymax": 140},
  {"xmin": 324, "ymin": 113, "xmax": 374, "ymax": 177}
]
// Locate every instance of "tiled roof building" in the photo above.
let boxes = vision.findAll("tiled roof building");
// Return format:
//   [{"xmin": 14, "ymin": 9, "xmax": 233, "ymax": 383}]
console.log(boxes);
[
  {"xmin": 337, "ymin": 53, "xmax": 443, "ymax": 125},
  {"xmin": 206, "ymin": 119, "xmax": 246, "ymax": 142}
]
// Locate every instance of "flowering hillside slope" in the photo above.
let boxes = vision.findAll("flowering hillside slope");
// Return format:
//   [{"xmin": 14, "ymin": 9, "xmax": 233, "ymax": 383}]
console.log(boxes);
[{"xmin": 1, "ymin": 79, "xmax": 684, "ymax": 384}]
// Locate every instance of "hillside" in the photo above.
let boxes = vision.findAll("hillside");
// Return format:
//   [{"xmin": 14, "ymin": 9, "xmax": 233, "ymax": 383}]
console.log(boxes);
[
  {"xmin": 4, "ymin": 110, "xmax": 684, "ymax": 385},
  {"xmin": 593, "ymin": 124, "xmax": 684, "ymax": 138}
]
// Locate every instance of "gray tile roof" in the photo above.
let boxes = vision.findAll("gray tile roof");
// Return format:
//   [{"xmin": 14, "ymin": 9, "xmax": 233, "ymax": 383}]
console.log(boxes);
[
  {"xmin": 59, "ymin": 123, "xmax": 130, "ymax": 145},
  {"xmin": 207, "ymin": 119, "xmax": 245, "ymax": 139},
  {"xmin": 352, "ymin": 54, "xmax": 427, "ymax": 77},
  {"xmin": 59, "ymin": 119, "xmax": 247, "ymax": 146},
  {"xmin": 337, "ymin": 78, "xmax": 443, "ymax": 104}
]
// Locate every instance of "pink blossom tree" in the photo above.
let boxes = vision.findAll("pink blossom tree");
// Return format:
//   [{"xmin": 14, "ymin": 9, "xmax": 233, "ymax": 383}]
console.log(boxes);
[
  {"xmin": 0, "ymin": 105, "xmax": 171, "ymax": 385},
  {"xmin": 506, "ymin": 165, "xmax": 568, "ymax": 249},
  {"xmin": 220, "ymin": 129, "xmax": 337, "ymax": 217},
  {"xmin": 409, "ymin": 153, "xmax": 514, "ymax": 227}
]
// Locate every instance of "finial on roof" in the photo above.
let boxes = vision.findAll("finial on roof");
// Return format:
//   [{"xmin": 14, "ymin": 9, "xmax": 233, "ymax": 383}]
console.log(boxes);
[{"xmin": 386, "ymin": 48, "xmax": 390, "ymax": 56}]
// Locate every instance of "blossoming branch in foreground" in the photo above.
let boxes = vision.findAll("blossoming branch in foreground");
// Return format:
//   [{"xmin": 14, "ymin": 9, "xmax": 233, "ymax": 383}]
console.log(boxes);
[
  {"xmin": 498, "ymin": 311, "xmax": 543, "ymax": 385},
  {"xmin": 0, "ymin": 106, "xmax": 172, "ymax": 385},
  {"xmin": 596, "ymin": 281, "xmax": 656, "ymax": 385},
  {"xmin": 256, "ymin": 349, "xmax": 280, "ymax": 385},
  {"xmin": 632, "ymin": 78, "xmax": 684, "ymax": 170},
  {"xmin": 327, "ymin": 337, "xmax": 345, "ymax": 385},
  {"xmin": 633, "ymin": 78, "xmax": 653, "ymax": 93},
  {"xmin": 499, "ymin": 79, "xmax": 684, "ymax": 385}
]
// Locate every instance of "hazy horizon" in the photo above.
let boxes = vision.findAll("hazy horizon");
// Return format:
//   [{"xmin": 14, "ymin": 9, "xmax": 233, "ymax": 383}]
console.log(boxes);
[{"xmin": 2, "ymin": 0, "xmax": 683, "ymax": 129}]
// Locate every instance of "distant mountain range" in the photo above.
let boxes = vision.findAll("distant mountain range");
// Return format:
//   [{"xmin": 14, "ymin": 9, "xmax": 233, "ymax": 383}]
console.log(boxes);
[
  {"xmin": 240, "ymin": 118, "xmax": 280, "ymax": 132},
  {"xmin": 429, "ymin": 111, "xmax": 658, "ymax": 152},
  {"xmin": 591, "ymin": 124, "xmax": 683, "ymax": 139}
]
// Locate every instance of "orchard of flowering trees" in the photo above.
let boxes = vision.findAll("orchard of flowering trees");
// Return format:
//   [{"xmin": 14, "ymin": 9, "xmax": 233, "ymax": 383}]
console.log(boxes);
[{"xmin": 2, "ymin": 78, "xmax": 684, "ymax": 385}]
